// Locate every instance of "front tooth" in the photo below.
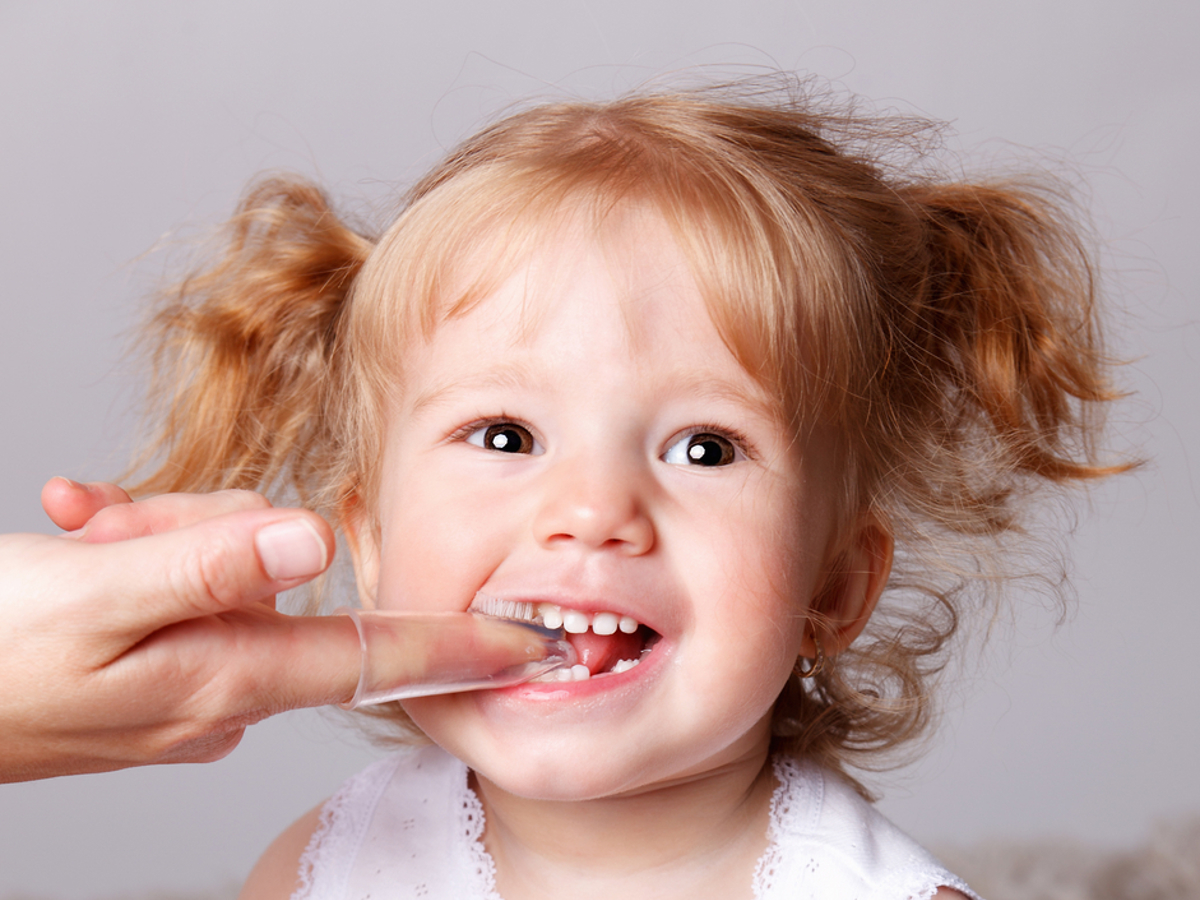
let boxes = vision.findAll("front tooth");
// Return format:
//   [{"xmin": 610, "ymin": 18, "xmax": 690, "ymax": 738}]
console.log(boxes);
[
  {"xmin": 563, "ymin": 609, "xmax": 591, "ymax": 634},
  {"xmin": 591, "ymin": 612, "xmax": 618, "ymax": 635},
  {"xmin": 618, "ymin": 615, "xmax": 638, "ymax": 634},
  {"xmin": 539, "ymin": 604, "xmax": 564, "ymax": 630},
  {"xmin": 569, "ymin": 664, "xmax": 591, "ymax": 681}
]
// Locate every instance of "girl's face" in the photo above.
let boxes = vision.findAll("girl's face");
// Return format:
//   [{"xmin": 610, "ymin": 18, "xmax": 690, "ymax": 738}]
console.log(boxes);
[{"xmin": 353, "ymin": 208, "xmax": 843, "ymax": 801}]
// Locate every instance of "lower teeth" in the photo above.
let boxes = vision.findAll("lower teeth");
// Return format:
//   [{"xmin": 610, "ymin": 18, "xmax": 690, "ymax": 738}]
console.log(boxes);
[{"xmin": 531, "ymin": 656, "xmax": 642, "ymax": 683}]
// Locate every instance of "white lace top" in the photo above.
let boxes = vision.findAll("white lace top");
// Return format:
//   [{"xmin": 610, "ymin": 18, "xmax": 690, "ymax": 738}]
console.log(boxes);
[{"xmin": 292, "ymin": 746, "xmax": 980, "ymax": 900}]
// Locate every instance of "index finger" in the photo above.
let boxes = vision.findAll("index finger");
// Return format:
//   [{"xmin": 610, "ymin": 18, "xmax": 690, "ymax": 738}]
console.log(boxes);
[{"xmin": 138, "ymin": 610, "xmax": 366, "ymax": 722}]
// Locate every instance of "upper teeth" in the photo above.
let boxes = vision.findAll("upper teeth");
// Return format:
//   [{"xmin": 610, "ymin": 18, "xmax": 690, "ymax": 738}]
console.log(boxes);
[
  {"xmin": 538, "ymin": 604, "xmax": 639, "ymax": 635},
  {"xmin": 470, "ymin": 594, "xmax": 643, "ymax": 636}
]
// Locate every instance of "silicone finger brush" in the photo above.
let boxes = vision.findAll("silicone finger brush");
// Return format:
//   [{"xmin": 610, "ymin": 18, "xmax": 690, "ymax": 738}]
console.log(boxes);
[{"xmin": 337, "ymin": 603, "xmax": 575, "ymax": 708}]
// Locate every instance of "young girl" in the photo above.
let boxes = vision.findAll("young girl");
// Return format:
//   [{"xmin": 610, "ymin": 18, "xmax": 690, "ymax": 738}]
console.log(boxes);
[{"xmin": 133, "ymin": 79, "xmax": 1123, "ymax": 900}]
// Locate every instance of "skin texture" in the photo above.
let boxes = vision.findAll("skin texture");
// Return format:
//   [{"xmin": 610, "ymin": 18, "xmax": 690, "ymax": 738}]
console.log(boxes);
[{"xmin": 0, "ymin": 478, "xmax": 359, "ymax": 782}]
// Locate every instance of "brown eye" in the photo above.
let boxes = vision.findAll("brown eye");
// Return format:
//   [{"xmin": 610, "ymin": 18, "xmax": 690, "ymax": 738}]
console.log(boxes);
[
  {"xmin": 664, "ymin": 432, "xmax": 738, "ymax": 467},
  {"xmin": 468, "ymin": 422, "xmax": 539, "ymax": 454}
]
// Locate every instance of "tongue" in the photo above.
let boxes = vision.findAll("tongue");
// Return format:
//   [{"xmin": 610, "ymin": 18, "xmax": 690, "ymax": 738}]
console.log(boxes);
[{"xmin": 567, "ymin": 629, "xmax": 644, "ymax": 675}]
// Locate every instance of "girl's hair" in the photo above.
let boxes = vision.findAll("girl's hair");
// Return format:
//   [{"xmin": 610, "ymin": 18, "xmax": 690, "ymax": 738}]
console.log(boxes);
[{"xmin": 132, "ymin": 78, "xmax": 1127, "ymax": 786}]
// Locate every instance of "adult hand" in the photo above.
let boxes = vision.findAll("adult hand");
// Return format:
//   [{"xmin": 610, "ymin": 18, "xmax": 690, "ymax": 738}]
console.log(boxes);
[{"xmin": 0, "ymin": 478, "xmax": 361, "ymax": 783}]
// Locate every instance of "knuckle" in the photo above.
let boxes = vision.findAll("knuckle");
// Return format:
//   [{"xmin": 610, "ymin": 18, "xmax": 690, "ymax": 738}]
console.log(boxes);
[
  {"xmin": 82, "ymin": 502, "xmax": 143, "ymax": 541},
  {"xmin": 174, "ymin": 528, "xmax": 256, "ymax": 612},
  {"xmin": 216, "ymin": 489, "xmax": 273, "ymax": 512},
  {"xmin": 91, "ymin": 482, "xmax": 133, "ymax": 505},
  {"xmin": 148, "ymin": 722, "xmax": 248, "ymax": 765},
  {"xmin": 141, "ymin": 686, "xmax": 261, "ymax": 765},
  {"xmin": 182, "ymin": 727, "xmax": 247, "ymax": 764},
  {"xmin": 120, "ymin": 629, "xmax": 273, "ymax": 766}
]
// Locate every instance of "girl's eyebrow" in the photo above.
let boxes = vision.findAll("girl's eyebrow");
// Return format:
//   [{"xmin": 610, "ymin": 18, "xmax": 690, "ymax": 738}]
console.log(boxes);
[
  {"xmin": 407, "ymin": 363, "xmax": 781, "ymax": 424},
  {"xmin": 406, "ymin": 365, "xmax": 538, "ymax": 416},
  {"xmin": 655, "ymin": 364, "xmax": 784, "ymax": 424}
]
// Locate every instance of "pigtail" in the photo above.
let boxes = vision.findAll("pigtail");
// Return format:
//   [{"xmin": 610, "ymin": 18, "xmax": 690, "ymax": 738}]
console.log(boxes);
[
  {"xmin": 130, "ymin": 176, "xmax": 374, "ymax": 505},
  {"xmin": 884, "ymin": 181, "xmax": 1128, "ymax": 534}
]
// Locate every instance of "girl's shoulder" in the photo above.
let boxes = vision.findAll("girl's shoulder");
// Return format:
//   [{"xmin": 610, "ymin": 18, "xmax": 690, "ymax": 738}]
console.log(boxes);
[
  {"xmin": 255, "ymin": 746, "xmax": 489, "ymax": 900},
  {"xmin": 239, "ymin": 804, "xmax": 325, "ymax": 900},
  {"xmin": 239, "ymin": 751, "xmax": 436, "ymax": 900},
  {"xmin": 759, "ymin": 755, "xmax": 980, "ymax": 900}
]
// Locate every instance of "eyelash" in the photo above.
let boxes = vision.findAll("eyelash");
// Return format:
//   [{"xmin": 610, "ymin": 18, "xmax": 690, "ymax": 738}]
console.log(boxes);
[
  {"xmin": 666, "ymin": 424, "xmax": 755, "ymax": 464},
  {"xmin": 448, "ymin": 415, "xmax": 539, "ymax": 445}
]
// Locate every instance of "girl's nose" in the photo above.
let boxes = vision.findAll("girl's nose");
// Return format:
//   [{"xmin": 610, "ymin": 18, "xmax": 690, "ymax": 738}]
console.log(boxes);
[{"xmin": 531, "ymin": 455, "xmax": 655, "ymax": 556}]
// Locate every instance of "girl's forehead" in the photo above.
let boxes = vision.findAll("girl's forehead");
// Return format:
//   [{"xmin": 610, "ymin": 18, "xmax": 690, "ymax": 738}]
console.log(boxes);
[{"xmin": 398, "ymin": 202, "xmax": 712, "ymax": 348}]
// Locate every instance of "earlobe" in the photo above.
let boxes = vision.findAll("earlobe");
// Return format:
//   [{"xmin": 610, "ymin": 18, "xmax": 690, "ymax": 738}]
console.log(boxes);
[
  {"xmin": 805, "ymin": 517, "xmax": 894, "ymax": 659},
  {"xmin": 340, "ymin": 495, "xmax": 381, "ymax": 610}
]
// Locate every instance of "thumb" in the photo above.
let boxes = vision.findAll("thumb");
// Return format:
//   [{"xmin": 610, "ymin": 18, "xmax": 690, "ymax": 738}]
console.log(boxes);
[{"xmin": 97, "ymin": 508, "xmax": 336, "ymax": 633}]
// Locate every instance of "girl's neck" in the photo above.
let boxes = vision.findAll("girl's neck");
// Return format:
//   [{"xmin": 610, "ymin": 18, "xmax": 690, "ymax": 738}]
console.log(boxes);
[{"xmin": 472, "ymin": 744, "xmax": 777, "ymax": 900}]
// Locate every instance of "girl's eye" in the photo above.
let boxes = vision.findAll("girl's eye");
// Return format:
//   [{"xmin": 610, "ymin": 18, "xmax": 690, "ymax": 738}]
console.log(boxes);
[
  {"xmin": 662, "ymin": 432, "xmax": 740, "ymax": 467},
  {"xmin": 466, "ymin": 422, "xmax": 541, "ymax": 455}
]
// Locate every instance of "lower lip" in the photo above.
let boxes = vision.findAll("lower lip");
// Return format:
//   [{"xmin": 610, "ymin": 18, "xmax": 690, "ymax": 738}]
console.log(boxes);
[{"xmin": 491, "ymin": 638, "xmax": 669, "ymax": 704}]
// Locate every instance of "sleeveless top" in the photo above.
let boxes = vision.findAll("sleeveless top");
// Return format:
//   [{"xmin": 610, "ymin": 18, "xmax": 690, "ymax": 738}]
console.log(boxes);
[{"xmin": 292, "ymin": 746, "xmax": 981, "ymax": 900}]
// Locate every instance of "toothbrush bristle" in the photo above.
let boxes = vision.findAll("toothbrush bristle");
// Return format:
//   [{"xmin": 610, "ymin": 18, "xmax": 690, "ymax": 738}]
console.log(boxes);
[{"xmin": 472, "ymin": 594, "xmax": 540, "ymax": 623}]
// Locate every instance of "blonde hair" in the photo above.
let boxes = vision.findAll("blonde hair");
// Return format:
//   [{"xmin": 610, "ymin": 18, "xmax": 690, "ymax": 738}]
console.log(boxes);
[{"xmin": 133, "ymin": 79, "xmax": 1127, "ymax": 785}]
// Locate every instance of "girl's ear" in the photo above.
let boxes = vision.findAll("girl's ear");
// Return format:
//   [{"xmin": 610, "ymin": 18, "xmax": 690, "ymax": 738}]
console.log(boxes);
[
  {"xmin": 340, "ymin": 492, "xmax": 381, "ymax": 610},
  {"xmin": 806, "ymin": 516, "xmax": 894, "ymax": 658}
]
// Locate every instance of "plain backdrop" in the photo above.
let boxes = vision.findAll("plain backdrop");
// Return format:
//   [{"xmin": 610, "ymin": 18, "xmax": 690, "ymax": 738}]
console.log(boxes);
[{"xmin": 2, "ymin": 2, "xmax": 1197, "ymax": 896}]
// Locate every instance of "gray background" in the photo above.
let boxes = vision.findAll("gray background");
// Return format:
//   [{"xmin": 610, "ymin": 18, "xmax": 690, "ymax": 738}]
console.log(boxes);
[{"xmin": 2, "ymin": 1, "xmax": 1197, "ymax": 896}]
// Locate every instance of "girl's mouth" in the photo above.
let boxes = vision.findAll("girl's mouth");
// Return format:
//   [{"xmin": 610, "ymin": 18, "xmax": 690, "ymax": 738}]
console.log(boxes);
[
  {"xmin": 534, "ymin": 603, "xmax": 661, "ymax": 681},
  {"xmin": 472, "ymin": 596, "xmax": 663, "ymax": 682}
]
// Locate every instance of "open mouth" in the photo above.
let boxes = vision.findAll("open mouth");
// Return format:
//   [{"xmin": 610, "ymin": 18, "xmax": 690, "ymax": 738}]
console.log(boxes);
[{"xmin": 473, "ymin": 596, "xmax": 662, "ymax": 682}]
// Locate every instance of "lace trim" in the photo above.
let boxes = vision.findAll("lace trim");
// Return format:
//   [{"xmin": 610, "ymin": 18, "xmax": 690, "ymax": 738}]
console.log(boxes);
[
  {"xmin": 753, "ymin": 755, "xmax": 805, "ymax": 896},
  {"xmin": 455, "ymin": 769, "xmax": 504, "ymax": 900},
  {"xmin": 292, "ymin": 756, "xmax": 400, "ymax": 900},
  {"xmin": 291, "ymin": 802, "xmax": 332, "ymax": 900},
  {"xmin": 753, "ymin": 756, "xmax": 982, "ymax": 900}
]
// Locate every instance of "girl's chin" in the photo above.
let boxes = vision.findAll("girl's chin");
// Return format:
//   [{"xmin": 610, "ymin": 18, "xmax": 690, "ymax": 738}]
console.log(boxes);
[
  {"xmin": 467, "ymin": 747, "xmax": 679, "ymax": 803},
  {"xmin": 464, "ymin": 729, "xmax": 774, "ymax": 804},
  {"xmin": 425, "ymin": 716, "xmax": 776, "ymax": 806},
  {"xmin": 413, "ymin": 706, "xmax": 696, "ymax": 802}
]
